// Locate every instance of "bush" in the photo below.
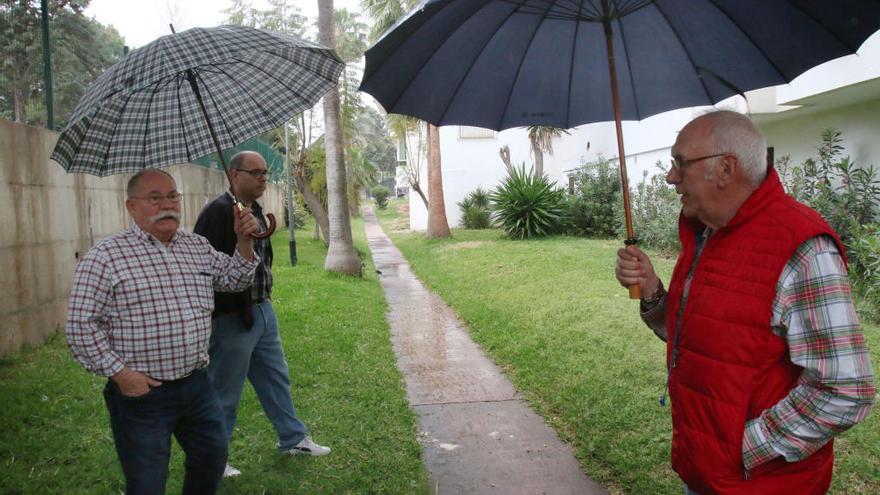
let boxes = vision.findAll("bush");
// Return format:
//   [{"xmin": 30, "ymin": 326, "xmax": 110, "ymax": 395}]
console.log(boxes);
[
  {"xmin": 777, "ymin": 128, "xmax": 880, "ymax": 320},
  {"xmin": 371, "ymin": 185, "xmax": 391, "ymax": 209},
  {"xmin": 282, "ymin": 186, "xmax": 311, "ymax": 230},
  {"xmin": 458, "ymin": 187, "xmax": 492, "ymax": 229},
  {"xmin": 566, "ymin": 156, "xmax": 622, "ymax": 237},
  {"xmin": 490, "ymin": 165, "xmax": 569, "ymax": 239},
  {"xmin": 624, "ymin": 164, "xmax": 681, "ymax": 255}
]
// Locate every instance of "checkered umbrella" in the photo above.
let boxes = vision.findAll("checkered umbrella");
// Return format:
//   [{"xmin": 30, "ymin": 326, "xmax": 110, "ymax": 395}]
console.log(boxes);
[{"xmin": 51, "ymin": 25, "xmax": 343, "ymax": 176}]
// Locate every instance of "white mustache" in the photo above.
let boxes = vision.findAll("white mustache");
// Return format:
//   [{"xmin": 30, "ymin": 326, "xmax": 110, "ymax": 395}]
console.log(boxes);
[{"xmin": 150, "ymin": 211, "xmax": 181, "ymax": 223}]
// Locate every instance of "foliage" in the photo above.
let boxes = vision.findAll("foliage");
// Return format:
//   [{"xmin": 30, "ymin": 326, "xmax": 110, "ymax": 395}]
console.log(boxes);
[
  {"xmin": 526, "ymin": 125, "xmax": 570, "ymax": 177},
  {"xmin": 846, "ymin": 223, "xmax": 880, "ymax": 321},
  {"xmin": 457, "ymin": 187, "xmax": 492, "ymax": 229},
  {"xmin": 566, "ymin": 156, "xmax": 622, "ymax": 238},
  {"xmin": 0, "ymin": 0, "xmax": 125, "ymax": 127},
  {"xmin": 361, "ymin": 0, "xmax": 419, "ymax": 42},
  {"xmin": 371, "ymin": 185, "xmax": 391, "ymax": 209},
  {"xmin": 777, "ymin": 129, "xmax": 880, "ymax": 319},
  {"xmin": 625, "ymin": 164, "xmax": 681, "ymax": 255},
  {"xmin": 490, "ymin": 165, "xmax": 569, "ymax": 239},
  {"xmin": 352, "ymin": 106, "xmax": 398, "ymax": 179},
  {"xmin": 281, "ymin": 186, "xmax": 311, "ymax": 230}
]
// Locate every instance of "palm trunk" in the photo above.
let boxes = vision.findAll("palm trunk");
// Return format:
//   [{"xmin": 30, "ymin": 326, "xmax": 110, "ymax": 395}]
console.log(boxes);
[
  {"xmin": 534, "ymin": 149, "xmax": 544, "ymax": 177},
  {"xmin": 319, "ymin": 0, "xmax": 362, "ymax": 275},
  {"xmin": 426, "ymin": 123, "xmax": 451, "ymax": 238}
]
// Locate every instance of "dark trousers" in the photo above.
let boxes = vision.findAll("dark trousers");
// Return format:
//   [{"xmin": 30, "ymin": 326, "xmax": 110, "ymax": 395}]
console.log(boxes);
[{"xmin": 103, "ymin": 369, "xmax": 228, "ymax": 495}]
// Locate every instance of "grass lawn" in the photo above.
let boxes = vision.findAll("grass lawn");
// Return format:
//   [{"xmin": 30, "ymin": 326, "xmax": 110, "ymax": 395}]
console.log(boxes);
[
  {"xmin": 376, "ymin": 203, "xmax": 880, "ymax": 495},
  {"xmin": 0, "ymin": 219, "xmax": 429, "ymax": 494}
]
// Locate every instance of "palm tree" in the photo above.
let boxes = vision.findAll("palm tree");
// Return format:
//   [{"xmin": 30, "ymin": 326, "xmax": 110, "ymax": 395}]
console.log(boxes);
[
  {"xmin": 426, "ymin": 123, "xmax": 450, "ymax": 237},
  {"xmin": 527, "ymin": 126, "xmax": 570, "ymax": 178},
  {"xmin": 362, "ymin": 0, "xmax": 450, "ymax": 238},
  {"xmin": 319, "ymin": 0, "xmax": 362, "ymax": 275}
]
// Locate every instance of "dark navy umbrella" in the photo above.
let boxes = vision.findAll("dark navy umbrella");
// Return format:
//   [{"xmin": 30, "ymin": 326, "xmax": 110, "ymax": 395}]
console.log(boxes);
[{"xmin": 359, "ymin": 0, "xmax": 880, "ymax": 296}]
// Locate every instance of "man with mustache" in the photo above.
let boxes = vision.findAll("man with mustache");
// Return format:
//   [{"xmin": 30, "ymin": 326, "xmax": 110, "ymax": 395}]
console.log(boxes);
[
  {"xmin": 194, "ymin": 151, "xmax": 329, "ymax": 478},
  {"xmin": 615, "ymin": 111, "xmax": 874, "ymax": 494},
  {"xmin": 66, "ymin": 169, "xmax": 262, "ymax": 494}
]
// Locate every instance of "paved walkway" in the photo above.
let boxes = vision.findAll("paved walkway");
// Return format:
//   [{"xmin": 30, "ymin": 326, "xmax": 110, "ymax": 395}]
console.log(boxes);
[{"xmin": 363, "ymin": 207, "xmax": 607, "ymax": 495}]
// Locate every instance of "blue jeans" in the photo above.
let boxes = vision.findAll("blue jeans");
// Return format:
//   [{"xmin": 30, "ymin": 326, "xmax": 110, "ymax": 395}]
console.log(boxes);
[
  {"xmin": 208, "ymin": 300, "xmax": 308, "ymax": 450},
  {"xmin": 103, "ymin": 369, "xmax": 227, "ymax": 495},
  {"xmin": 684, "ymin": 485, "xmax": 701, "ymax": 495}
]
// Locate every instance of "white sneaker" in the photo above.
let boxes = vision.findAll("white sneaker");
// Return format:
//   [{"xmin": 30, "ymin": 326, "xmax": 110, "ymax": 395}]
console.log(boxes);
[
  {"xmin": 223, "ymin": 463, "xmax": 242, "ymax": 478},
  {"xmin": 282, "ymin": 436, "xmax": 331, "ymax": 456}
]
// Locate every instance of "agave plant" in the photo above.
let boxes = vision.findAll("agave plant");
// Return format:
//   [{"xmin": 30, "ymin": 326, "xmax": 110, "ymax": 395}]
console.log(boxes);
[
  {"xmin": 490, "ymin": 165, "xmax": 568, "ymax": 239},
  {"xmin": 458, "ymin": 187, "xmax": 492, "ymax": 229}
]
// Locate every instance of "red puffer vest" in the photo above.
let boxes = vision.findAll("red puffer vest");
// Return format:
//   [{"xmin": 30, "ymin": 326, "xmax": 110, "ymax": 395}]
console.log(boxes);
[{"xmin": 665, "ymin": 170, "xmax": 844, "ymax": 494}]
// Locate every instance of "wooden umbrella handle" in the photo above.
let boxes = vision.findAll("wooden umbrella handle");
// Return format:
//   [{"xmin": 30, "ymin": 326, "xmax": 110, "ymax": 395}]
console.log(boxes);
[{"xmin": 250, "ymin": 213, "xmax": 276, "ymax": 239}]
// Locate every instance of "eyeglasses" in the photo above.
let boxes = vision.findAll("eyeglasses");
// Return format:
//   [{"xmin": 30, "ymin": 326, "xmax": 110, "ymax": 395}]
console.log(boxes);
[
  {"xmin": 237, "ymin": 168, "xmax": 269, "ymax": 178},
  {"xmin": 130, "ymin": 192, "xmax": 182, "ymax": 205},
  {"xmin": 670, "ymin": 152, "xmax": 728, "ymax": 170}
]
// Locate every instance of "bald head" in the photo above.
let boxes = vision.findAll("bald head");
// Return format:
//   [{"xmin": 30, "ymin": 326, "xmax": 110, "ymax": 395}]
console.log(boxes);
[
  {"xmin": 689, "ymin": 111, "xmax": 767, "ymax": 185},
  {"xmin": 127, "ymin": 168, "xmax": 175, "ymax": 198}
]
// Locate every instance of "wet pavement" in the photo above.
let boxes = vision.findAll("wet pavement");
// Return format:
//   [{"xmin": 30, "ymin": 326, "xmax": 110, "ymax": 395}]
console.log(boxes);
[{"xmin": 363, "ymin": 207, "xmax": 607, "ymax": 495}]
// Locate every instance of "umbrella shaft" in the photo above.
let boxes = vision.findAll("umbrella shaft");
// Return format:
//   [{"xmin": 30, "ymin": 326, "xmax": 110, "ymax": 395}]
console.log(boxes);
[
  {"xmin": 185, "ymin": 70, "xmax": 238, "ymax": 201},
  {"xmin": 601, "ymin": 12, "xmax": 635, "ymax": 242}
]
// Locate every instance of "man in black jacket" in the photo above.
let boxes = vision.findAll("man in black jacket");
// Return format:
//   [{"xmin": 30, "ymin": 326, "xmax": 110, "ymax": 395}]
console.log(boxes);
[{"xmin": 194, "ymin": 151, "xmax": 330, "ymax": 478}]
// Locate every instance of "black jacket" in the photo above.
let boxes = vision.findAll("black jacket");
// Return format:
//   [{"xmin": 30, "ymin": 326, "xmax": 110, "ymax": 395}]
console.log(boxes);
[{"xmin": 194, "ymin": 192, "xmax": 273, "ymax": 328}]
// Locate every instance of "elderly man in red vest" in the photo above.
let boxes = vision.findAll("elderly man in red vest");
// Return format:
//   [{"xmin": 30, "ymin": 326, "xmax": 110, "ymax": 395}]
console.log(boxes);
[{"xmin": 615, "ymin": 110, "xmax": 875, "ymax": 495}]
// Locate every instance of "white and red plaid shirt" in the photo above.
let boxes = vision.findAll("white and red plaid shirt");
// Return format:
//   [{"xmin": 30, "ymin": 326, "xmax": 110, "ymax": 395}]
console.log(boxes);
[{"xmin": 66, "ymin": 224, "xmax": 258, "ymax": 380}]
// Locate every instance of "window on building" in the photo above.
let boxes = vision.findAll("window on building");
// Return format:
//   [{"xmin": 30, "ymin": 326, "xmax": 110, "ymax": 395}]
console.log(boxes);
[{"xmin": 458, "ymin": 126, "xmax": 497, "ymax": 139}]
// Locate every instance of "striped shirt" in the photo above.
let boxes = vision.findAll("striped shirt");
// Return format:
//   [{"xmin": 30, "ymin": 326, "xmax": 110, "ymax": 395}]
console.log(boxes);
[
  {"xmin": 66, "ymin": 224, "xmax": 258, "ymax": 380},
  {"xmin": 642, "ymin": 234, "xmax": 875, "ymax": 471}
]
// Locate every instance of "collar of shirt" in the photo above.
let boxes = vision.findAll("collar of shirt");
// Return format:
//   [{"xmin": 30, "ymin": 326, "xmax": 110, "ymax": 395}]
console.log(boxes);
[{"xmin": 130, "ymin": 223, "xmax": 180, "ymax": 247}]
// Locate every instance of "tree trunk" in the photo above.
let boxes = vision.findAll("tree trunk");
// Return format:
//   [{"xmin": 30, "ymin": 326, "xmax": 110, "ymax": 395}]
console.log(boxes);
[
  {"xmin": 412, "ymin": 182, "xmax": 429, "ymax": 211},
  {"xmin": 499, "ymin": 145, "xmax": 514, "ymax": 175},
  {"xmin": 292, "ymin": 171, "xmax": 329, "ymax": 244},
  {"xmin": 318, "ymin": 0, "xmax": 362, "ymax": 275},
  {"xmin": 426, "ymin": 123, "xmax": 451, "ymax": 238},
  {"xmin": 534, "ymin": 148, "xmax": 544, "ymax": 177}
]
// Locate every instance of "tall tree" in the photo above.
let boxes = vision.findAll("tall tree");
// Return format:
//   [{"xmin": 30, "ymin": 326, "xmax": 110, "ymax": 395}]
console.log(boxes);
[
  {"xmin": 1, "ymin": 0, "xmax": 123, "ymax": 126},
  {"xmin": 318, "ymin": 0, "xmax": 362, "ymax": 275},
  {"xmin": 362, "ymin": 0, "xmax": 450, "ymax": 237},
  {"xmin": 527, "ymin": 126, "xmax": 570, "ymax": 178},
  {"xmin": 426, "ymin": 123, "xmax": 450, "ymax": 237}
]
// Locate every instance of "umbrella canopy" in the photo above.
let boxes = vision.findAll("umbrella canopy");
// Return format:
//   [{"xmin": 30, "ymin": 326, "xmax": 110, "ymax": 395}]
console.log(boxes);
[
  {"xmin": 360, "ymin": 0, "xmax": 880, "ymax": 297},
  {"xmin": 52, "ymin": 25, "xmax": 344, "ymax": 176},
  {"xmin": 360, "ymin": 0, "xmax": 880, "ymax": 131}
]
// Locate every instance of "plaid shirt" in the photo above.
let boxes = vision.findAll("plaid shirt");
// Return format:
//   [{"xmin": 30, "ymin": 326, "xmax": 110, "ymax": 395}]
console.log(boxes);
[
  {"xmin": 66, "ymin": 224, "xmax": 258, "ymax": 380},
  {"xmin": 250, "ymin": 198, "xmax": 273, "ymax": 301},
  {"xmin": 643, "ymin": 235, "xmax": 875, "ymax": 471}
]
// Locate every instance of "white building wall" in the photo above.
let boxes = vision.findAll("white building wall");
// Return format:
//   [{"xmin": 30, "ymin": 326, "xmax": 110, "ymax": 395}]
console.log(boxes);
[{"xmin": 760, "ymin": 99, "xmax": 880, "ymax": 169}]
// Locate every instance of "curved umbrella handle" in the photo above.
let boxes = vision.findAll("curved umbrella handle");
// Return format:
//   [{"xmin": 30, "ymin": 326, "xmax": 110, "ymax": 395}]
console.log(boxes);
[{"xmin": 250, "ymin": 213, "xmax": 276, "ymax": 240}]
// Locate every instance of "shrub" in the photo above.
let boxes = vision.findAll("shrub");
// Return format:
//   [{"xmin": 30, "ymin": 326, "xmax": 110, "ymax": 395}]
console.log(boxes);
[
  {"xmin": 458, "ymin": 187, "xmax": 492, "ymax": 229},
  {"xmin": 490, "ymin": 165, "xmax": 569, "ymax": 239},
  {"xmin": 371, "ymin": 185, "xmax": 391, "ymax": 209},
  {"xmin": 777, "ymin": 128, "xmax": 880, "ymax": 320},
  {"xmin": 566, "ymin": 156, "xmax": 622, "ymax": 237},
  {"xmin": 623, "ymin": 164, "xmax": 681, "ymax": 255},
  {"xmin": 846, "ymin": 223, "xmax": 880, "ymax": 320}
]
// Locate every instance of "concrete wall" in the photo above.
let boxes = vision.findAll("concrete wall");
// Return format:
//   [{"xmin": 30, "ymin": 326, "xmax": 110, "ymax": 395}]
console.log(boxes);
[{"xmin": 0, "ymin": 120, "xmax": 284, "ymax": 355}]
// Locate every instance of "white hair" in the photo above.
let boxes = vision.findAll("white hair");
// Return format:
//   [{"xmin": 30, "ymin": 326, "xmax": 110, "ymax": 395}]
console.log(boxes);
[{"xmin": 696, "ymin": 110, "xmax": 767, "ymax": 185}]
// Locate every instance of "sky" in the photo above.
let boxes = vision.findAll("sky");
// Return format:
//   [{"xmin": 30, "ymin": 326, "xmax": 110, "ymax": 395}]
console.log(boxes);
[{"xmin": 85, "ymin": 0, "xmax": 364, "ymax": 49}]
